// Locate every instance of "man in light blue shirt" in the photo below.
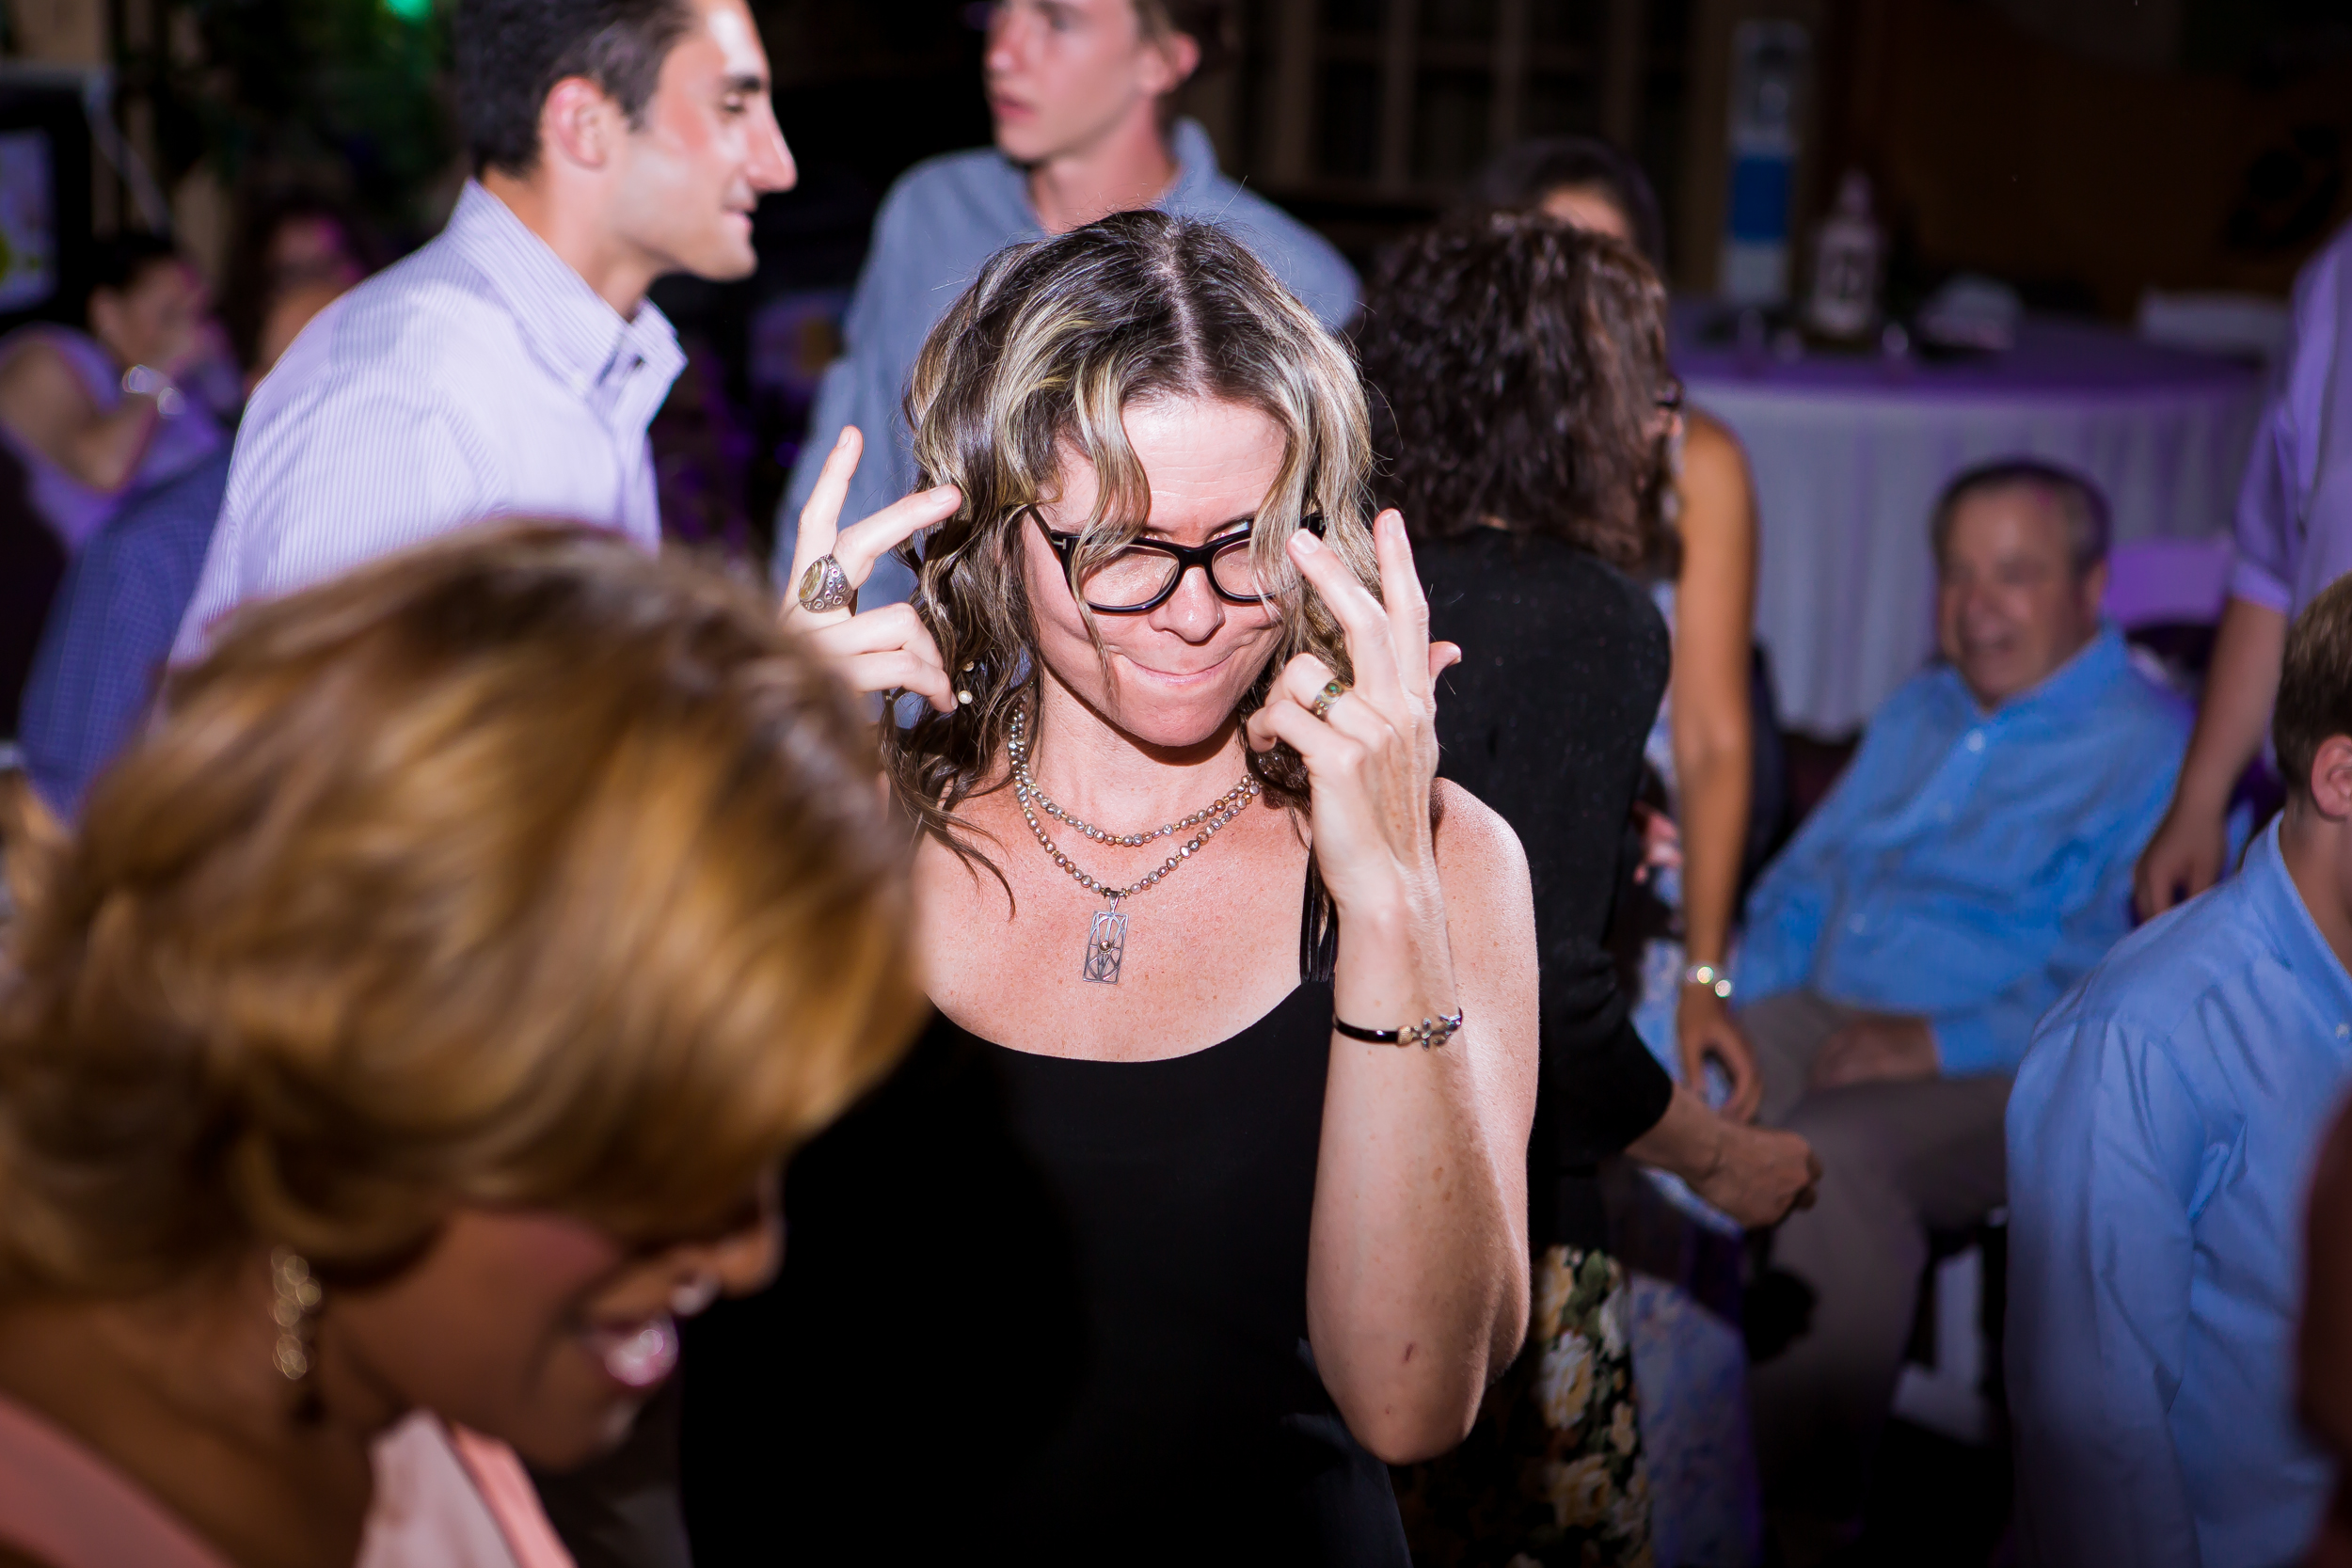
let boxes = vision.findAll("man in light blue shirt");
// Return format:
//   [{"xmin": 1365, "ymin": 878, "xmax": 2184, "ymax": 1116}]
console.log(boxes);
[
  {"xmin": 2009, "ymin": 576, "xmax": 2352, "ymax": 1568},
  {"xmin": 774, "ymin": 0, "xmax": 1357, "ymax": 608},
  {"xmin": 1733, "ymin": 461, "xmax": 2189, "ymax": 1550},
  {"xmin": 176, "ymin": 0, "xmax": 797, "ymax": 659}
]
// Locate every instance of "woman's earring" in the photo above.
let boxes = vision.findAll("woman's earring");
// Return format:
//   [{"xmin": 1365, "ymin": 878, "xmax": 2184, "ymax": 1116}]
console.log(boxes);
[{"xmin": 270, "ymin": 1248, "xmax": 323, "ymax": 1381}]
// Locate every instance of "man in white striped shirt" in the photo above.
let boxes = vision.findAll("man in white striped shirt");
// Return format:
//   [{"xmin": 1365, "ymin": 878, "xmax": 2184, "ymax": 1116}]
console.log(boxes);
[{"xmin": 174, "ymin": 0, "xmax": 794, "ymax": 660}]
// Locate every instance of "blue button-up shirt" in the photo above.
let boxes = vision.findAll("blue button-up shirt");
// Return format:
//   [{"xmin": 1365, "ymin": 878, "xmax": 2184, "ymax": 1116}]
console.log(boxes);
[
  {"xmin": 19, "ymin": 449, "xmax": 229, "ymax": 816},
  {"xmin": 1737, "ymin": 626, "xmax": 2187, "ymax": 1075},
  {"xmin": 2007, "ymin": 818, "xmax": 2352, "ymax": 1568},
  {"xmin": 773, "ymin": 119, "xmax": 1359, "ymax": 609},
  {"xmin": 174, "ymin": 181, "xmax": 685, "ymax": 660}
]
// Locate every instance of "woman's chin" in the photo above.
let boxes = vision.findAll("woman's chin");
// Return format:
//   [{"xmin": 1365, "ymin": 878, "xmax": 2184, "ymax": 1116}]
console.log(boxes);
[{"xmin": 1103, "ymin": 682, "xmax": 1258, "ymax": 749}]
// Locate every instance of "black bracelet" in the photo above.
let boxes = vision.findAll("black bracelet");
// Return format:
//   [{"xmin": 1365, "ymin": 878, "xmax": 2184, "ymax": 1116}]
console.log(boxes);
[{"xmin": 1333, "ymin": 1009, "xmax": 1464, "ymax": 1050}]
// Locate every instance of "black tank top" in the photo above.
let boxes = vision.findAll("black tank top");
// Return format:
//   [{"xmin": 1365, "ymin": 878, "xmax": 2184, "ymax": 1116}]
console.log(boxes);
[{"xmin": 678, "ymin": 869, "xmax": 1407, "ymax": 1566}]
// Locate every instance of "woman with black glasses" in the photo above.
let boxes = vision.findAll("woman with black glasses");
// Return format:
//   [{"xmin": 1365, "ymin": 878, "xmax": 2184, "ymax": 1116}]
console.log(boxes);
[{"xmin": 682, "ymin": 212, "xmax": 1539, "ymax": 1566}]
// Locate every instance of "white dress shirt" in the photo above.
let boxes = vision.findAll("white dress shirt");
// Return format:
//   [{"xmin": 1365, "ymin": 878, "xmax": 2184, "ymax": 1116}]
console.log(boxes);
[{"xmin": 174, "ymin": 181, "xmax": 686, "ymax": 660}]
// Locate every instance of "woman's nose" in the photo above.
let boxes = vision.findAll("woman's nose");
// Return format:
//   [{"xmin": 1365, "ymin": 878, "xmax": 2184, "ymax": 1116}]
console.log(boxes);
[{"xmin": 1150, "ymin": 564, "xmax": 1225, "ymax": 641}]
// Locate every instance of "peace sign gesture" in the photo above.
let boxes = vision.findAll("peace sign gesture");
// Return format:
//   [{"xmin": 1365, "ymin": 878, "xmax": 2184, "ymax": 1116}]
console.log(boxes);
[
  {"xmin": 780, "ymin": 425, "xmax": 964, "ymax": 712},
  {"xmin": 1243, "ymin": 509, "xmax": 1462, "ymax": 920}
]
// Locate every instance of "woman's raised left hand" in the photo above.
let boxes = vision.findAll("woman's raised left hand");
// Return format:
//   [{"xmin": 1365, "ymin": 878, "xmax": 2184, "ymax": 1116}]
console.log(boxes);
[{"xmin": 1244, "ymin": 510, "xmax": 1461, "ymax": 920}]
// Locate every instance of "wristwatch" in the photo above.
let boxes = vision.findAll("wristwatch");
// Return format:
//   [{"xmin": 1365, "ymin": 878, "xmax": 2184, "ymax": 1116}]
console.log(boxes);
[
  {"xmin": 1682, "ymin": 962, "xmax": 1733, "ymax": 1000},
  {"xmin": 122, "ymin": 364, "xmax": 184, "ymax": 419}
]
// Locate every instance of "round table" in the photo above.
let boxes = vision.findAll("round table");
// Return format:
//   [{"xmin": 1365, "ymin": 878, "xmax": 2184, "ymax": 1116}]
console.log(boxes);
[{"xmin": 1675, "ymin": 306, "xmax": 2265, "ymax": 736}]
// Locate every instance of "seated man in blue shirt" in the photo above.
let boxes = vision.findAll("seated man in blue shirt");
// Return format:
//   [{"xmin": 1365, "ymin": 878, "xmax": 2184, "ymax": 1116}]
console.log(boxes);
[
  {"xmin": 2008, "ymin": 576, "xmax": 2352, "ymax": 1568},
  {"xmin": 1733, "ymin": 459, "xmax": 2189, "ymax": 1554},
  {"xmin": 774, "ymin": 0, "xmax": 1357, "ymax": 609}
]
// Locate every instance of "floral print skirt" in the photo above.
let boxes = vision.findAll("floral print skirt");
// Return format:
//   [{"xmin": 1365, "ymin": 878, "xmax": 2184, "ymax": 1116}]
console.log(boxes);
[{"xmin": 1394, "ymin": 1246, "xmax": 1656, "ymax": 1568}]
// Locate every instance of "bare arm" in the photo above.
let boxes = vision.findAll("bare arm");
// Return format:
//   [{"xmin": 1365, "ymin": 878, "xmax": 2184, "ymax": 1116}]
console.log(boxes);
[
  {"xmin": 1626, "ymin": 1080, "xmax": 1819, "ymax": 1227},
  {"xmin": 0, "ymin": 341, "xmax": 162, "ymax": 494},
  {"xmin": 2133, "ymin": 594, "xmax": 2285, "ymax": 916},
  {"xmin": 1669, "ymin": 413, "xmax": 1764, "ymax": 1119},
  {"xmin": 1248, "ymin": 515, "xmax": 1540, "ymax": 1465},
  {"xmin": 1309, "ymin": 782, "xmax": 1537, "ymax": 1463}
]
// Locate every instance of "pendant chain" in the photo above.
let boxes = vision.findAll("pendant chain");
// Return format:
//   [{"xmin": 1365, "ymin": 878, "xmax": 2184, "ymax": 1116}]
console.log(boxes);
[{"xmin": 1007, "ymin": 706, "xmax": 1259, "ymax": 907}]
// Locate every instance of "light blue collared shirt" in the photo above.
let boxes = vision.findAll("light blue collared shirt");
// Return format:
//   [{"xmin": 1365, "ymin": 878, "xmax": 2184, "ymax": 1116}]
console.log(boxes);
[
  {"xmin": 174, "ymin": 182, "xmax": 686, "ymax": 660},
  {"xmin": 1736, "ymin": 626, "xmax": 2187, "ymax": 1075},
  {"xmin": 2007, "ymin": 818, "xmax": 2352, "ymax": 1568},
  {"xmin": 773, "ymin": 119, "xmax": 1359, "ymax": 608}
]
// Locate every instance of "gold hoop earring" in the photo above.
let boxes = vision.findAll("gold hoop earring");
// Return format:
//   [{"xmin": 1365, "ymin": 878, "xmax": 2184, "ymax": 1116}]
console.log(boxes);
[{"xmin": 270, "ymin": 1248, "xmax": 323, "ymax": 1382}]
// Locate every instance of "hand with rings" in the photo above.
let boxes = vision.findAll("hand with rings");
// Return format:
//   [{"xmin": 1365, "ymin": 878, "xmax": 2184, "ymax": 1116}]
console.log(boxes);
[
  {"xmin": 1242, "ymin": 509, "xmax": 1462, "ymax": 922},
  {"xmin": 780, "ymin": 425, "xmax": 964, "ymax": 712}
]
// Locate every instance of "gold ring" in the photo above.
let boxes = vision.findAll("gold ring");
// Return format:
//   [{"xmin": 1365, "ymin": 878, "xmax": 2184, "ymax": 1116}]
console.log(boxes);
[{"xmin": 1311, "ymin": 679, "xmax": 1350, "ymax": 722}]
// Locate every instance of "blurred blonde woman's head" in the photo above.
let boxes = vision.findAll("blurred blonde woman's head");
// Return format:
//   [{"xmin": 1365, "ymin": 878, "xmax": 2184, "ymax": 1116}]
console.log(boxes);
[{"xmin": 0, "ymin": 522, "xmax": 924, "ymax": 1461}]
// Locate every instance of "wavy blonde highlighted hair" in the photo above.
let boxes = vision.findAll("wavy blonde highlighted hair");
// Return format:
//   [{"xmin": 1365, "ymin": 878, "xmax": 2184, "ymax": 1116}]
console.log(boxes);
[
  {"xmin": 883, "ymin": 210, "xmax": 1379, "ymax": 863},
  {"xmin": 0, "ymin": 523, "xmax": 924, "ymax": 1298}
]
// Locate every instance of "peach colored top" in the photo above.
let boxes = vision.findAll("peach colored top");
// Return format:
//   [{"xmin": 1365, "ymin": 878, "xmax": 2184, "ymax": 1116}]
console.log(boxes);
[
  {"xmin": 0, "ymin": 1394, "xmax": 571, "ymax": 1568},
  {"xmin": 360, "ymin": 1412, "xmax": 576, "ymax": 1568},
  {"xmin": 0, "ymin": 1391, "xmax": 232, "ymax": 1568}
]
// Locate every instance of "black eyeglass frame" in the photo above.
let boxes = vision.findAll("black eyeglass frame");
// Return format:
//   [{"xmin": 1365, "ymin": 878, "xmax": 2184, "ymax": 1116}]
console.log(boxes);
[{"xmin": 1026, "ymin": 505, "xmax": 1327, "ymax": 614}]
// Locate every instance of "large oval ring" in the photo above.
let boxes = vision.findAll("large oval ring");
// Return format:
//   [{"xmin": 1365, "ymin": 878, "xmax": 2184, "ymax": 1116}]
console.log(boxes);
[
  {"xmin": 1310, "ymin": 678, "xmax": 1351, "ymax": 722},
  {"xmin": 796, "ymin": 554, "xmax": 857, "ymax": 614}
]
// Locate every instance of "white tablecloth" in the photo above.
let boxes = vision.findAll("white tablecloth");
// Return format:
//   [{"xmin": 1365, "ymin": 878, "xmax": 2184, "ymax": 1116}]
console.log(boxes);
[{"xmin": 1677, "ymin": 309, "xmax": 2265, "ymax": 736}]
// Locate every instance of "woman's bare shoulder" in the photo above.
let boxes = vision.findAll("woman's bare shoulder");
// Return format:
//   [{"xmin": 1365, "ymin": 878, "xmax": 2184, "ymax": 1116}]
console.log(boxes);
[
  {"xmin": 1680, "ymin": 412, "xmax": 1753, "ymax": 493},
  {"xmin": 0, "ymin": 337, "xmax": 90, "ymax": 408},
  {"xmin": 1431, "ymin": 779, "xmax": 1531, "ymax": 901},
  {"xmin": 1677, "ymin": 409, "xmax": 1757, "ymax": 552}
]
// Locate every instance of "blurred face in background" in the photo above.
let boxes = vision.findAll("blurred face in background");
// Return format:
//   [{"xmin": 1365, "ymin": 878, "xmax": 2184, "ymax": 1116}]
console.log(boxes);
[
  {"xmin": 88, "ymin": 258, "xmax": 210, "ymax": 376},
  {"xmin": 605, "ymin": 0, "xmax": 796, "ymax": 283},
  {"xmin": 265, "ymin": 214, "xmax": 364, "ymax": 296},
  {"xmin": 1935, "ymin": 484, "xmax": 2106, "ymax": 709},
  {"xmin": 985, "ymin": 0, "xmax": 1194, "ymax": 166},
  {"xmin": 1541, "ymin": 182, "xmax": 1634, "ymax": 244}
]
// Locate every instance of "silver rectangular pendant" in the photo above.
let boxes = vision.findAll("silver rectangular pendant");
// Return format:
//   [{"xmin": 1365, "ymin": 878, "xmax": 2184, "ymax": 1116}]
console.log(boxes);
[{"xmin": 1082, "ymin": 909, "xmax": 1128, "ymax": 984}]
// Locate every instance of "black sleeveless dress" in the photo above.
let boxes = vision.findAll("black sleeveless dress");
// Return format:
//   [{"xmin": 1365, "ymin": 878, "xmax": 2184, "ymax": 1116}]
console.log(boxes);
[{"xmin": 679, "ymin": 874, "xmax": 1407, "ymax": 1566}]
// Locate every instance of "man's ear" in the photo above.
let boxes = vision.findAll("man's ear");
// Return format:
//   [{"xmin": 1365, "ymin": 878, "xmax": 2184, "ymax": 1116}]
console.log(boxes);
[
  {"xmin": 1140, "ymin": 29, "xmax": 1201, "ymax": 97},
  {"xmin": 539, "ymin": 75, "xmax": 622, "ymax": 171},
  {"xmin": 2077, "ymin": 558, "xmax": 2110, "ymax": 625},
  {"xmin": 2310, "ymin": 735, "xmax": 2352, "ymax": 823}
]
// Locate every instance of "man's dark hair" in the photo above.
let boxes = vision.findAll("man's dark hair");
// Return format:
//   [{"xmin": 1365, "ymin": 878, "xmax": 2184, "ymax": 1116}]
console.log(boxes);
[
  {"xmin": 87, "ymin": 232, "xmax": 183, "ymax": 299},
  {"xmin": 2277, "ymin": 574, "xmax": 2352, "ymax": 803},
  {"xmin": 454, "ymin": 0, "xmax": 695, "ymax": 178},
  {"xmin": 1930, "ymin": 458, "xmax": 2111, "ymax": 579},
  {"xmin": 1467, "ymin": 136, "xmax": 1667, "ymax": 271},
  {"xmin": 1358, "ymin": 207, "xmax": 1677, "ymax": 573},
  {"xmin": 1137, "ymin": 0, "xmax": 1233, "ymax": 76}
]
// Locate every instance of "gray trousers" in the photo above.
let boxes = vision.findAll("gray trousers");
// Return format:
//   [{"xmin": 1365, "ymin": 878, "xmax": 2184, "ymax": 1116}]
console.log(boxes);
[{"xmin": 1739, "ymin": 990, "xmax": 2010, "ymax": 1516}]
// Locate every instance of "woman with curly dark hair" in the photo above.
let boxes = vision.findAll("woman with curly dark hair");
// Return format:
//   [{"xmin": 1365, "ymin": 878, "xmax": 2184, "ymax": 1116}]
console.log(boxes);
[{"xmin": 1358, "ymin": 208, "xmax": 1818, "ymax": 1567}]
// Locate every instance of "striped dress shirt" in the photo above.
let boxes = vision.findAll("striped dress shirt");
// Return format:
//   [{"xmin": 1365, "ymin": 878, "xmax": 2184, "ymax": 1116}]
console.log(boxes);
[{"xmin": 173, "ymin": 181, "xmax": 686, "ymax": 660}]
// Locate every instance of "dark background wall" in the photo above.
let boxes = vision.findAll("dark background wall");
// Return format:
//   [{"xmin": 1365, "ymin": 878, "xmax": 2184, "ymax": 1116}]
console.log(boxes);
[{"xmin": 8, "ymin": 0, "xmax": 2349, "ymax": 559}]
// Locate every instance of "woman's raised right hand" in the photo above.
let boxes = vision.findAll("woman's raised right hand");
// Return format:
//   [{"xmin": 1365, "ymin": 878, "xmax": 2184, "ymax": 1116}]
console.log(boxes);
[{"xmin": 780, "ymin": 425, "xmax": 964, "ymax": 712}]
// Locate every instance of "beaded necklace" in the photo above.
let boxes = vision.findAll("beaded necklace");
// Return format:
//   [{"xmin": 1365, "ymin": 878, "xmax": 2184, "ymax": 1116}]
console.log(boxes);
[{"xmin": 1007, "ymin": 706, "xmax": 1259, "ymax": 983}]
